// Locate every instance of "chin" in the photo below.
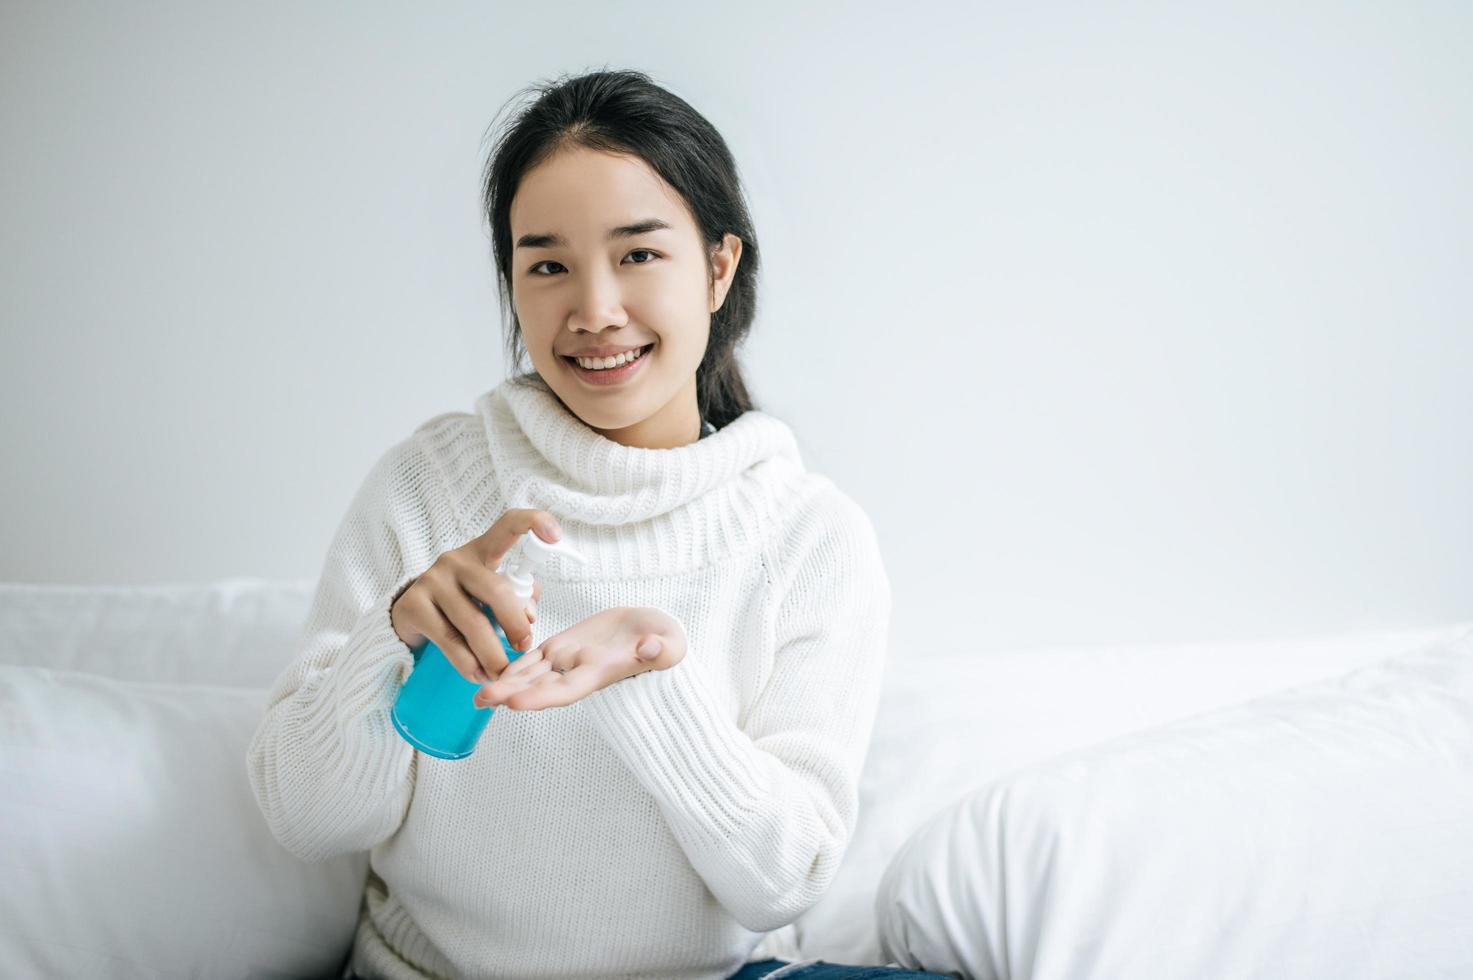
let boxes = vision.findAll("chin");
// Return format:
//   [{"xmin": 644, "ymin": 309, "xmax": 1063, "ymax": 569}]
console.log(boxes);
[
  {"xmin": 547, "ymin": 382, "xmax": 638, "ymax": 426},
  {"xmin": 579, "ymin": 405, "xmax": 649, "ymax": 432}
]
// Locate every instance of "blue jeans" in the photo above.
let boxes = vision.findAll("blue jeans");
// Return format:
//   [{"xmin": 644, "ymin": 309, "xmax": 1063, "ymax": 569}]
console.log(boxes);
[
  {"xmin": 728, "ymin": 959, "xmax": 956, "ymax": 979},
  {"xmin": 348, "ymin": 957, "xmax": 956, "ymax": 979},
  {"xmin": 349, "ymin": 949, "xmax": 954, "ymax": 972}
]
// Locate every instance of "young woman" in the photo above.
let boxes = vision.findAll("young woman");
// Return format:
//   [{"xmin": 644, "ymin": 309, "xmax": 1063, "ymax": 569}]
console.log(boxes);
[{"xmin": 247, "ymin": 68, "xmax": 947, "ymax": 980}]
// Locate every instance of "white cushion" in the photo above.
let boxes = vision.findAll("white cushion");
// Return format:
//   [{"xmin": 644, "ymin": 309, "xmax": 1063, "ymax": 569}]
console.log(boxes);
[
  {"xmin": 873, "ymin": 626, "xmax": 1473, "ymax": 980},
  {"xmin": 0, "ymin": 664, "xmax": 366, "ymax": 979},
  {"xmin": 793, "ymin": 621, "xmax": 1468, "ymax": 963},
  {"xmin": 0, "ymin": 579, "xmax": 314, "ymax": 687},
  {"xmin": 4, "ymin": 580, "xmax": 1465, "ymax": 971}
]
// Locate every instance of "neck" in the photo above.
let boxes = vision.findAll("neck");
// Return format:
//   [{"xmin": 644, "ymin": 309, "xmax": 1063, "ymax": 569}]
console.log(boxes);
[{"xmin": 592, "ymin": 375, "xmax": 703, "ymax": 449}]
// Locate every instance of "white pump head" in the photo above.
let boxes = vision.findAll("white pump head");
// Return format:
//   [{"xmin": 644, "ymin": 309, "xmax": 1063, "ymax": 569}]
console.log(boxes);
[{"xmin": 503, "ymin": 528, "xmax": 587, "ymax": 604}]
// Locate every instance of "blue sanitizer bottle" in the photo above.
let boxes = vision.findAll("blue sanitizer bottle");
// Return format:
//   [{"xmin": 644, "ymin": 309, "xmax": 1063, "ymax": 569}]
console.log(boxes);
[{"xmin": 390, "ymin": 528, "xmax": 587, "ymax": 759}]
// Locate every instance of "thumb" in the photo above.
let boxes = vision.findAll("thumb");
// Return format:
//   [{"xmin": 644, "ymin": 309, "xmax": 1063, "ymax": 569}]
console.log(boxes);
[{"xmin": 636, "ymin": 635, "xmax": 663, "ymax": 661}]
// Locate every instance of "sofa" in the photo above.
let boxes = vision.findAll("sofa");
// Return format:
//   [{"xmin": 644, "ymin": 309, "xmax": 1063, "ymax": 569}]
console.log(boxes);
[{"xmin": 2, "ymin": 578, "xmax": 1469, "ymax": 979}]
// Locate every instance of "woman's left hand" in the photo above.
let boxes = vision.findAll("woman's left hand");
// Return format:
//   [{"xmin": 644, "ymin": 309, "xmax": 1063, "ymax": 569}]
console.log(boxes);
[{"xmin": 474, "ymin": 606, "xmax": 687, "ymax": 712}]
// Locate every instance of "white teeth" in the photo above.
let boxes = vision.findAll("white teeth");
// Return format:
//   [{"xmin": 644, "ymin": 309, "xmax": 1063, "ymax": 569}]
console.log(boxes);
[{"xmin": 575, "ymin": 346, "xmax": 647, "ymax": 370}]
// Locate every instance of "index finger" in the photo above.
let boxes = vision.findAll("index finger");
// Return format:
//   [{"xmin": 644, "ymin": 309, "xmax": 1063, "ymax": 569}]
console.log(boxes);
[{"xmin": 474, "ymin": 508, "xmax": 563, "ymax": 570}]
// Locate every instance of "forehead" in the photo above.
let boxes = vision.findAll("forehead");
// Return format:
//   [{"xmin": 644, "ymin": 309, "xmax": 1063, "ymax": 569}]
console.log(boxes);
[{"xmin": 510, "ymin": 146, "xmax": 694, "ymax": 237}]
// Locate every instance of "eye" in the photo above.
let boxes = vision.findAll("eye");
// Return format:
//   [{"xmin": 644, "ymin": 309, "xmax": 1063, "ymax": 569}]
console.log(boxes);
[{"xmin": 527, "ymin": 250, "xmax": 661, "ymax": 277}]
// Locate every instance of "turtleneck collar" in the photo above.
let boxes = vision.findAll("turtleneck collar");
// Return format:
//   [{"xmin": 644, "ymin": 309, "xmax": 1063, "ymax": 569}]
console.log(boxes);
[{"xmin": 468, "ymin": 377, "xmax": 804, "ymax": 573}]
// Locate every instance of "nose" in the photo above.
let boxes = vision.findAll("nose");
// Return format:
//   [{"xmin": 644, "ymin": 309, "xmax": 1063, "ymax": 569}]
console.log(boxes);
[{"xmin": 567, "ymin": 265, "xmax": 629, "ymax": 334}]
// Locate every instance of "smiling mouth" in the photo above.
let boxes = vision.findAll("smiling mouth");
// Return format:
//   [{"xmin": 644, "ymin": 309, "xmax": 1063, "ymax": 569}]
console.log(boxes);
[
  {"xmin": 562, "ymin": 343, "xmax": 654, "ymax": 369},
  {"xmin": 562, "ymin": 342, "xmax": 655, "ymax": 384}
]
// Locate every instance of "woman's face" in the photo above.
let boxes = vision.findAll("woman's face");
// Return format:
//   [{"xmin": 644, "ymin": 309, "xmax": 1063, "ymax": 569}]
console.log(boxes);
[{"xmin": 509, "ymin": 145, "xmax": 742, "ymax": 449}]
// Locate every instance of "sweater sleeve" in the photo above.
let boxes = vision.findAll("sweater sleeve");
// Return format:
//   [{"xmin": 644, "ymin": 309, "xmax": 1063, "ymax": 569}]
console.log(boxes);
[
  {"xmin": 580, "ymin": 490, "xmax": 893, "ymax": 933},
  {"xmin": 245, "ymin": 435, "xmax": 450, "ymax": 863}
]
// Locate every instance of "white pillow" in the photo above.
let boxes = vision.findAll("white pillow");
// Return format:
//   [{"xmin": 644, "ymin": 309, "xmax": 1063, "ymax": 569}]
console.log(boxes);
[
  {"xmin": 873, "ymin": 627, "xmax": 1473, "ymax": 980},
  {"xmin": 0, "ymin": 579, "xmax": 315, "ymax": 687},
  {"xmin": 0, "ymin": 665, "xmax": 365, "ymax": 979},
  {"xmin": 792, "ymin": 622, "xmax": 1466, "ymax": 964}
]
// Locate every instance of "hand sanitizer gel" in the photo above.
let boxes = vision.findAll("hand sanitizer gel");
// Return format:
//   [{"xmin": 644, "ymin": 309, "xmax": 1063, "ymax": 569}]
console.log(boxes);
[{"xmin": 390, "ymin": 528, "xmax": 586, "ymax": 759}]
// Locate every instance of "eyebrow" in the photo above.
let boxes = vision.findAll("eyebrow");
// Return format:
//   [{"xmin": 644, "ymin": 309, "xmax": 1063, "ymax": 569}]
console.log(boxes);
[{"xmin": 515, "ymin": 218, "xmax": 673, "ymax": 250}]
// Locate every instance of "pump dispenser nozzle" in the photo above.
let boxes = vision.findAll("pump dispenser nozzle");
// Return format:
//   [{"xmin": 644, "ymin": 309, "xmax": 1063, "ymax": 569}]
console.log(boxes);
[{"xmin": 503, "ymin": 529, "xmax": 587, "ymax": 607}]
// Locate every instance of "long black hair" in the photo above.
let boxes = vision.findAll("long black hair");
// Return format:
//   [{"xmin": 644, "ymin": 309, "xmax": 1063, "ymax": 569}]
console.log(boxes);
[{"xmin": 480, "ymin": 68, "xmax": 761, "ymax": 431}]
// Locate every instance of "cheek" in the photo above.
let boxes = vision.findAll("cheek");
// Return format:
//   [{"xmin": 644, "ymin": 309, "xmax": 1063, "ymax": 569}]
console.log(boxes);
[
  {"xmin": 515, "ymin": 319, "xmax": 556, "ymax": 358},
  {"xmin": 639, "ymin": 260, "xmax": 710, "ymax": 309},
  {"xmin": 636, "ymin": 278, "xmax": 713, "ymax": 342}
]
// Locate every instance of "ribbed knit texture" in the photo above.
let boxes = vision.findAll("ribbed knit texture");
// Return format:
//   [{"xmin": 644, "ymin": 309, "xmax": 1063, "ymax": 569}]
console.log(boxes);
[{"xmin": 245, "ymin": 376, "xmax": 892, "ymax": 980}]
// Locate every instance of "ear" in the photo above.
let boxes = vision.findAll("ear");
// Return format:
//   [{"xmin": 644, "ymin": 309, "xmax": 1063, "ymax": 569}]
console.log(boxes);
[{"xmin": 709, "ymin": 233, "xmax": 743, "ymax": 313}]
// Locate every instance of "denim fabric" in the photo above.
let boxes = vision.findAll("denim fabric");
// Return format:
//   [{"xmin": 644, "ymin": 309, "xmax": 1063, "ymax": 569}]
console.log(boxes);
[
  {"xmin": 347, "ymin": 957, "xmax": 955, "ymax": 980},
  {"xmin": 727, "ymin": 959, "xmax": 956, "ymax": 980}
]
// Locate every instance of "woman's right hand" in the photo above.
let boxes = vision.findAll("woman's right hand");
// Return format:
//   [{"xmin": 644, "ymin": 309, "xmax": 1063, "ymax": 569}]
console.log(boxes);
[{"xmin": 389, "ymin": 508, "xmax": 562, "ymax": 684}]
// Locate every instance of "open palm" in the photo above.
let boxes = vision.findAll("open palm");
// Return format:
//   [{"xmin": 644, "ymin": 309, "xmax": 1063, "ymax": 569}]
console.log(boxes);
[{"xmin": 474, "ymin": 606, "xmax": 687, "ymax": 712}]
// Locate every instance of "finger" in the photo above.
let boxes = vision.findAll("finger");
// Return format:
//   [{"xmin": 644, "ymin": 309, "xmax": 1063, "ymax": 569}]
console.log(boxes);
[
  {"xmin": 519, "ymin": 658, "xmax": 555, "ymax": 684},
  {"xmin": 436, "ymin": 579, "xmax": 510, "ymax": 682},
  {"xmin": 490, "ymin": 657, "xmax": 561, "ymax": 701},
  {"xmin": 636, "ymin": 635, "xmax": 663, "ymax": 661},
  {"xmin": 532, "ymin": 668, "xmax": 575, "ymax": 693},
  {"xmin": 485, "ymin": 649, "xmax": 550, "ymax": 687},
  {"xmin": 476, "ymin": 659, "xmax": 553, "ymax": 706},
  {"xmin": 499, "ymin": 646, "xmax": 545, "ymax": 680},
  {"xmin": 494, "ymin": 658, "xmax": 553, "ymax": 695},
  {"xmin": 505, "ymin": 671, "xmax": 581, "ymax": 712},
  {"xmin": 544, "ymin": 642, "xmax": 583, "ymax": 675},
  {"xmin": 456, "ymin": 556, "xmax": 535, "ymax": 656},
  {"xmin": 506, "ymin": 661, "xmax": 606, "ymax": 712},
  {"xmin": 472, "ymin": 509, "xmax": 563, "ymax": 573},
  {"xmin": 475, "ymin": 673, "xmax": 526, "ymax": 708},
  {"xmin": 416, "ymin": 595, "xmax": 489, "ymax": 685}
]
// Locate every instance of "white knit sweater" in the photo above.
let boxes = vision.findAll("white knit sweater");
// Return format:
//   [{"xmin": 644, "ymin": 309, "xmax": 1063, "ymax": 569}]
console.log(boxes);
[{"xmin": 245, "ymin": 376, "xmax": 892, "ymax": 980}]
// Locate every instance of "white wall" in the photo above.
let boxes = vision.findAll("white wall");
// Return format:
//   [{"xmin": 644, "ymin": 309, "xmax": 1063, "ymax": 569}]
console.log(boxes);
[{"xmin": 2, "ymin": 1, "xmax": 1469, "ymax": 653}]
